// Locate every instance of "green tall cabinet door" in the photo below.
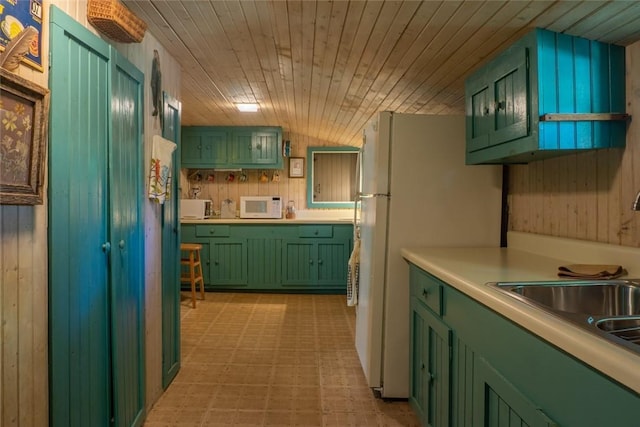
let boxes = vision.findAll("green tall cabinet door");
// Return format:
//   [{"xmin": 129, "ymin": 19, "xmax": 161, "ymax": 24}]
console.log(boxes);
[
  {"xmin": 161, "ymin": 93, "xmax": 182, "ymax": 389},
  {"xmin": 109, "ymin": 50, "xmax": 146, "ymax": 427},
  {"xmin": 49, "ymin": 6, "xmax": 145, "ymax": 427},
  {"xmin": 49, "ymin": 8, "xmax": 111, "ymax": 426}
]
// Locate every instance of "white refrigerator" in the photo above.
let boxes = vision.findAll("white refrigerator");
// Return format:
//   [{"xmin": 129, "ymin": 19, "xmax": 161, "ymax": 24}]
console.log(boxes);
[{"xmin": 354, "ymin": 112, "xmax": 503, "ymax": 398}]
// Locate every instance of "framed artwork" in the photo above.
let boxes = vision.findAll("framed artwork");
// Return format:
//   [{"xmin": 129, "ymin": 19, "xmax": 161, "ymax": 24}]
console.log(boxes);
[
  {"xmin": 0, "ymin": 68, "xmax": 49, "ymax": 204},
  {"xmin": 289, "ymin": 157, "xmax": 304, "ymax": 178},
  {"xmin": 0, "ymin": 0, "xmax": 44, "ymax": 71}
]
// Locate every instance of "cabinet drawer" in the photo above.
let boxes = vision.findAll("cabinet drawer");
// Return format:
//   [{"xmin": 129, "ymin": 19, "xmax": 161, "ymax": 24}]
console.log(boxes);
[
  {"xmin": 410, "ymin": 267, "xmax": 443, "ymax": 316},
  {"xmin": 299, "ymin": 225, "xmax": 333, "ymax": 238},
  {"xmin": 195, "ymin": 225, "xmax": 230, "ymax": 237}
]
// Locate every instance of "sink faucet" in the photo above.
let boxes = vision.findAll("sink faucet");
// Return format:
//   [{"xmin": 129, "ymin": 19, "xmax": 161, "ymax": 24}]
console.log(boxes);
[{"xmin": 633, "ymin": 191, "xmax": 640, "ymax": 211}]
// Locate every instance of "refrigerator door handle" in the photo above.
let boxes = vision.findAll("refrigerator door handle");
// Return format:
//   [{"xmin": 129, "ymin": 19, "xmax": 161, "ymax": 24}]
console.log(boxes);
[
  {"xmin": 354, "ymin": 192, "xmax": 390, "ymax": 239},
  {"xmin": 354, "ymin": 192, "xmax": 361, "ymax": 238},
  {"xmin": 359, "ymin": 193, "xmax": 390, "ymax": 198}
]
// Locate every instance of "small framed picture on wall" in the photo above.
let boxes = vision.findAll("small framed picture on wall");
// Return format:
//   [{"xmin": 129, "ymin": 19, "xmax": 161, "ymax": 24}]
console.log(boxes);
[{"xmin": 289, "ymin": 157, "xmax": 305, "ymax": 178}]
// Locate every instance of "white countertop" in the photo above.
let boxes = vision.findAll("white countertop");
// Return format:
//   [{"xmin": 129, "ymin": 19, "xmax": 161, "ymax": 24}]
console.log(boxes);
[
  {"xmin": 181, "ymin": 208, "xmax": 355, "ymax": 224},
  {"xmin": 401, "ymin": 231, "xmax": 640, "ymax": 394},
  {"xmin": 181, "ymin": 217, "xmax": 353, "ymax": 224}
]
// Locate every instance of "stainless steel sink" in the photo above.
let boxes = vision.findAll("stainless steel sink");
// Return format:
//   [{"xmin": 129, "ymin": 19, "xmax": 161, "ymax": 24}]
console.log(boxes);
[
  {"xmin": 496, "ymin": 280, "xmax": 640, "ymax": 316},
  {"xmin": 487, "ymin": 279, "xmax": 640, "ymax": 354},
  {"xmin": 595, "ymin": 317, "xmax": 640, "ymax": 345}
]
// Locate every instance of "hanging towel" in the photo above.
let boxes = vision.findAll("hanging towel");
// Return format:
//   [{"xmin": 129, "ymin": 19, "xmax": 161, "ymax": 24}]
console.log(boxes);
[
  {"xmin": 148, "ymin": 135, "xmax": 177, "ymax": 204},
  {"xmin": 558, "ymin": 264, "xmax": 626, "ymax": 280},
  {"xmin": 347, "ymin": 237, "xmax": 361, "ymax": 306}
]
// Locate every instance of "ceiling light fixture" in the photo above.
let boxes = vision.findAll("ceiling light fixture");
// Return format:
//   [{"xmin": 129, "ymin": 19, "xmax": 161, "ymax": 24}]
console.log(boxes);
[{"xmin": 236, "ymin": 103, "xmax": 259, "ymax": 112}]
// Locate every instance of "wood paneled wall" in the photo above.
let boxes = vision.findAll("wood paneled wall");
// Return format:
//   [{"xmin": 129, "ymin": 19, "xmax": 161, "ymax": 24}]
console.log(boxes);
[
  {"xmin": 0, "ymin": 2, "xmax": 181, "ymax": 425},
  {"xmin": 508, "ymin": 41, "xmax": 640, "ymax": 247},
  {"xmin": 1, "ymin": 3, "xmax": 50, "ymax": 423},
  {"xmin": 181, "ymin": 132, "xmax": 358, "ymax": 211}
]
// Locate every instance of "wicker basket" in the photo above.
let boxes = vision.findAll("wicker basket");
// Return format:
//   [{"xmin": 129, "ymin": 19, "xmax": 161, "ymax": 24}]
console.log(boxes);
[{"xmin": 87, "ymin": 0, "xmax": 147, "ymax": 43}]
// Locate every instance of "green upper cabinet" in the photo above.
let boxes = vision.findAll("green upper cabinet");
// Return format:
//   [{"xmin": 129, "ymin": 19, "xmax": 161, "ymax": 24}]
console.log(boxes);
[
  {"xmin": 182, "ymin": 126, "xmax": 283, "ymax": 169},
  {"xmin": 231, "ymin": 129, "xmax": 282, "ymax": 167},
  {"xmin": 182, "ymin": 129, "xmax": 229, "ymax": 168},
  {"xmin": 465, "ymin": 28, "xmax": 627, "ymax": 164}
]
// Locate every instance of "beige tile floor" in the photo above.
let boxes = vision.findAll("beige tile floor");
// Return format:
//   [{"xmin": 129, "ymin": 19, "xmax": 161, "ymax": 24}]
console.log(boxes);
[{"xmin": 144, "ymin": 292, "xmax": 419, "ymax": 427}]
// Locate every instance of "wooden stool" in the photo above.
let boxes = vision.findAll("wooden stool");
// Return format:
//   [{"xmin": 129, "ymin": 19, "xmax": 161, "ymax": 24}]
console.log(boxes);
[{"xmin": 180, "ymin": 243, "xmax": 205, "ymax": 308}]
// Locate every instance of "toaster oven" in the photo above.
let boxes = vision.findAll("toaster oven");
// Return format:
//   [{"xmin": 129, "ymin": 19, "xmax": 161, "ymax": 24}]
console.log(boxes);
[{"xmin": 180, "ymin": 199, "xmax": 213, "ymax": 219}]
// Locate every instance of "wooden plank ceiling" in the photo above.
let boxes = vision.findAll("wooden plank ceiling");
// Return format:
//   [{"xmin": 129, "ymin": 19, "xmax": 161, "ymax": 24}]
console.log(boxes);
[{"xmin": 123, "ymin": 0, "xmax": 640, "ymax": 146}]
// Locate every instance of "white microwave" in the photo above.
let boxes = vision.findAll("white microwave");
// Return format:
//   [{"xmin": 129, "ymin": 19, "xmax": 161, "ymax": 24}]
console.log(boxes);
[
  {"xmin": 180, "ymin": 199, "xmax": 213, "ymax": 219},
  {"xmin": 240, "ymin": 196, "xmax": 282, "ymax": 219}
]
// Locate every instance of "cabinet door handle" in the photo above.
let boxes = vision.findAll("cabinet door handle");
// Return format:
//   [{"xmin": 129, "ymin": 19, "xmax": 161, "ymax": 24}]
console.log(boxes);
[
  {"xmin": 483, "ymin": 107, "xmax": 490, "ymax": 116},
  {"xmin": 421, "ymin": 363, "xmax": 425, "ymax": 371},
  {"xmin": 102, "ymin": 242, "xmax": 111, "ymax": 253},
  {"xmin": 422, "ymin": 289, "xmax": 429, "ymax": 298},
  {"xmin": 309, "ymin": 259, "xmax": 314, "ymax": 265},
  {"xmin": 118, "ymin": 240, "xmax": 125, "ymax": 249},
  {"xmin": 428, "ymin": 372, "xmax": 435, "ymax": 383},
  {"xmin": 314, "ymin": 230, "xmax": 319, "ymax": 235},
  {"xmin": 214, "ymin": 260, "xmax": 219, "ymax": 265},
  {"xmin": 496, "ymin": 100, "xmax": 506, "ymax": 111},
  {"xmin": 318, "ymin": 259, "xmax": 323, "ymax": 265},
  {"xmin": 210, "ymin": 229, "xmax": 216, "ymax": 234}
]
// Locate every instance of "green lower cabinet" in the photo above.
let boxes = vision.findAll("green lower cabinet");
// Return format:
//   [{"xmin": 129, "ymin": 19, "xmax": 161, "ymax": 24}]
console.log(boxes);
[
  {"xmin": 410, "ymin": 297, "xmax": 451, "ymax": 427},
  {"xmin": 473, "ymin": 356, "xmax": 557, "ymax": 427},
  {"xmin": 282, "ymin": 239, "xmax": 351, "ymax": 289},
  {"xmin": 198, "ymin": 242, "xmax": 211, "ymax": 286},
  {"xmin": 247, "ymin": 237, "xmax": 282, "ymax": 289},
  {"xmin": 282, "ymin": 241, "xmax": 315, "ymax": 285},
  {"xmin": 181, "ymin": 223, "xmax": 352, "ymax": 292},
  {"xmin": 408, "ymin": 264, "xmax": 640, "ymax": 427},
  {"xmin": 209, "ymin": 239, "xmax": 247, "ymax": 286},
  {"xmin": 317, "ymin": 241, "xmax": 350, "ymax": 287}
]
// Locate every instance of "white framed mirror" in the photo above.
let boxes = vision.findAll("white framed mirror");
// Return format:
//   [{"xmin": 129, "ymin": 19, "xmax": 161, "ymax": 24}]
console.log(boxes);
[{"xmin": 306, "ymin": 146, "xmax": 359, "ymax": 209}]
